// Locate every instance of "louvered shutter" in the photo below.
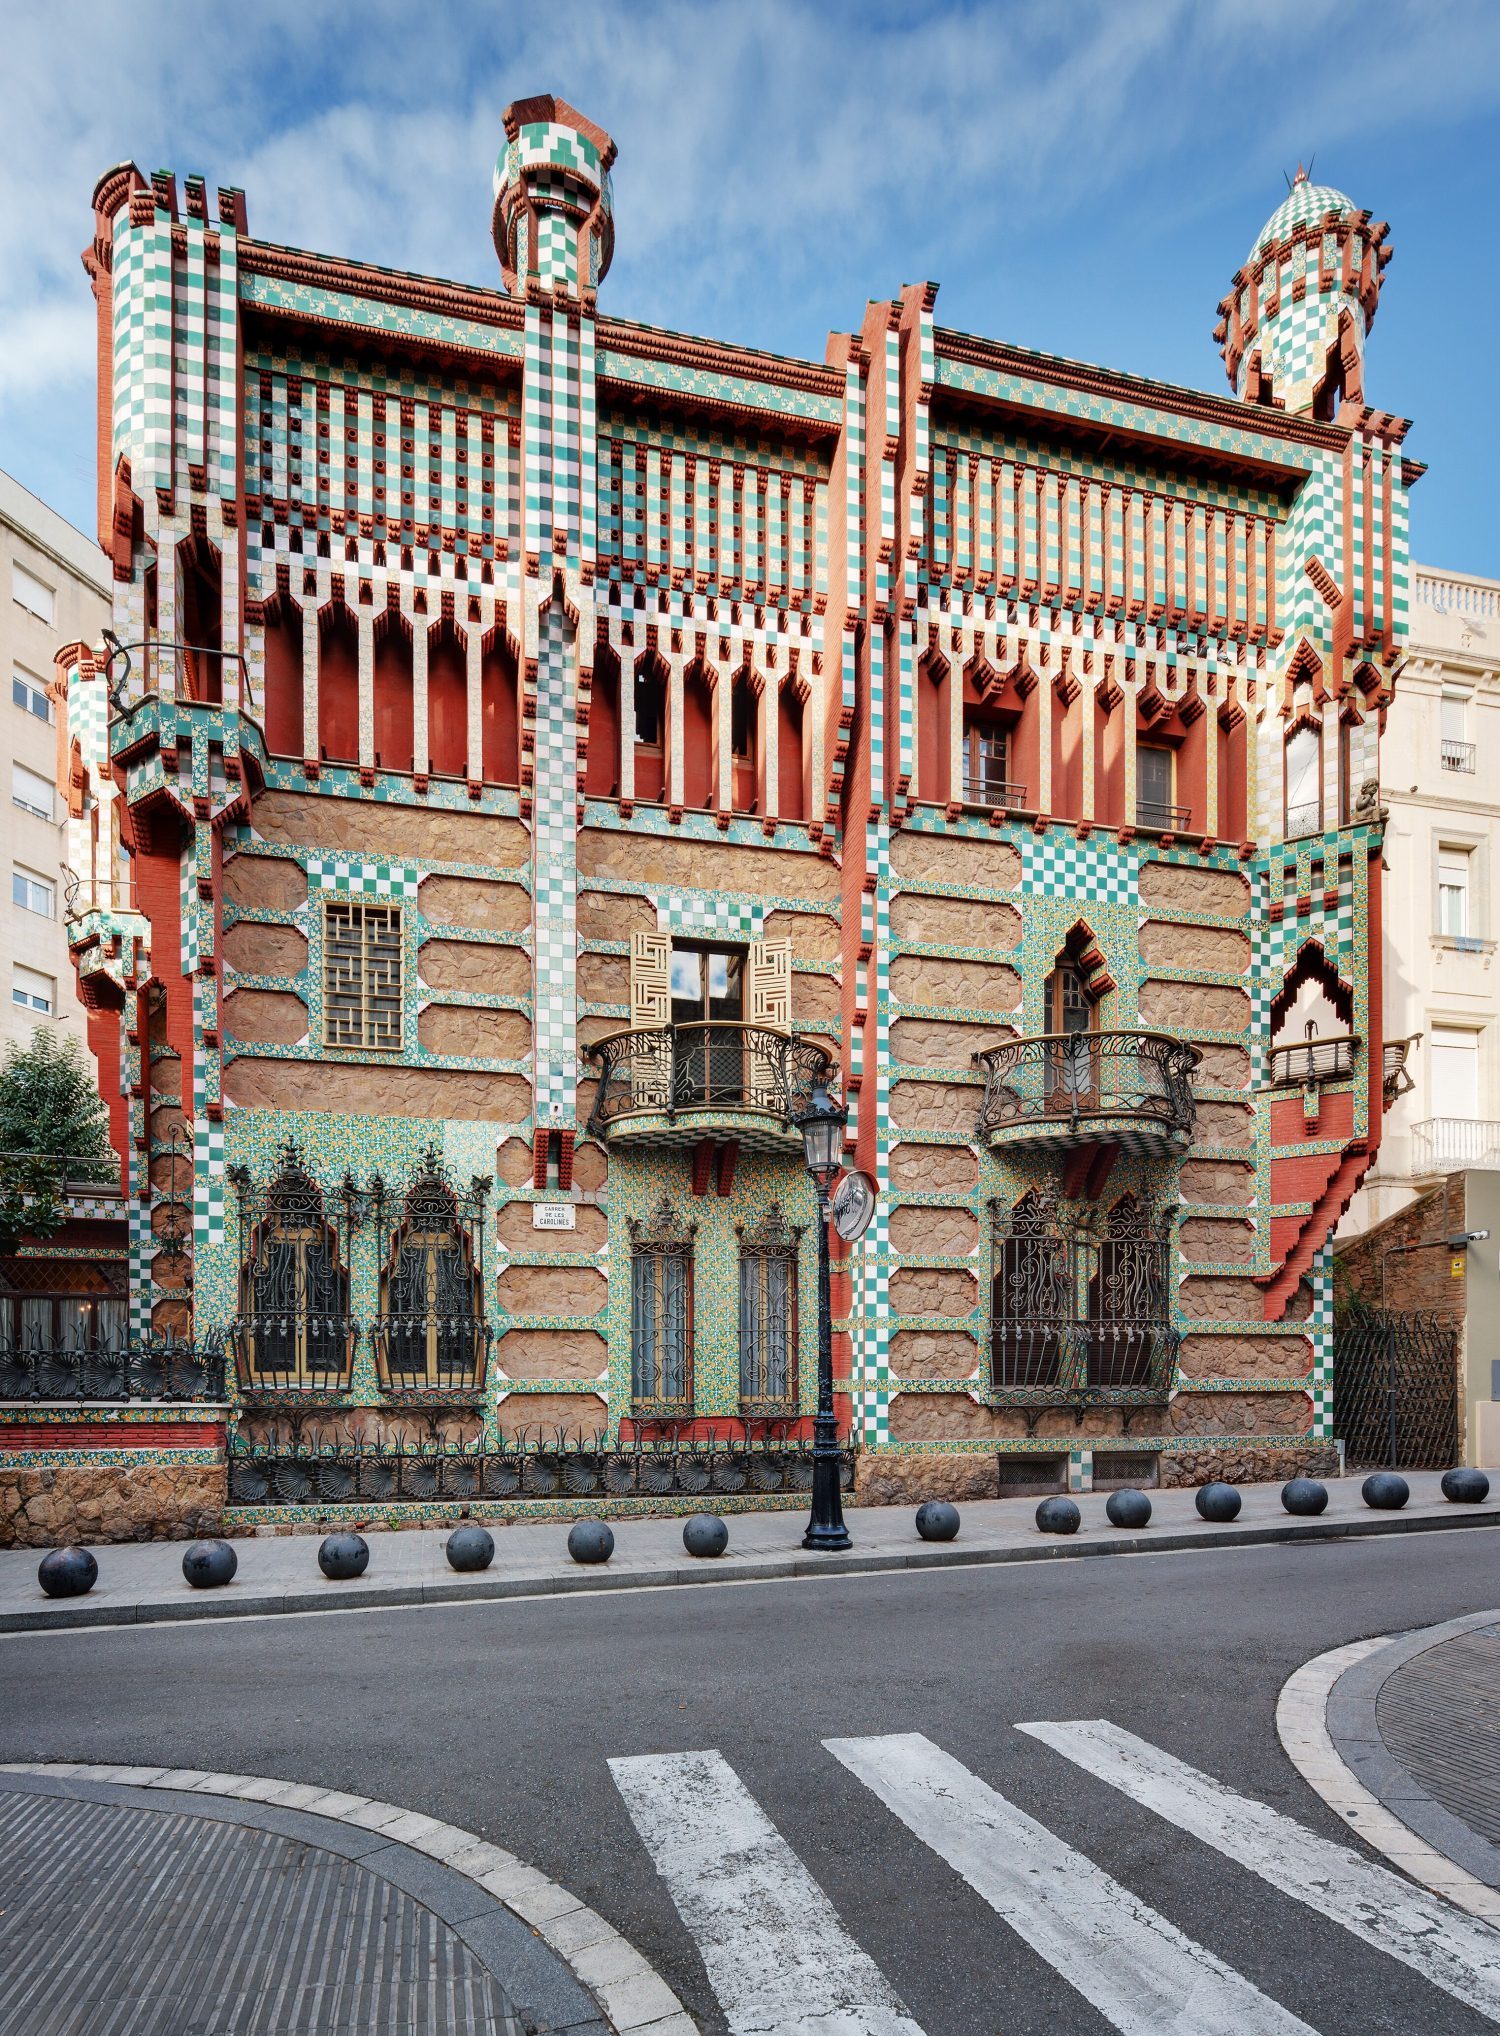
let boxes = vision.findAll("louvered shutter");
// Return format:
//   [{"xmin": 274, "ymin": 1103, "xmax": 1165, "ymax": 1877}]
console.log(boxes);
[{"xmin": 630, "ymin": 930, "xmax": 672, "ymax": 1107}]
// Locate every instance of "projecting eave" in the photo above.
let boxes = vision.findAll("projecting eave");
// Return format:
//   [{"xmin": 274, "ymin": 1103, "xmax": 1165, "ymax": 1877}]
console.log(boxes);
[
  {"xmin": 934, "ymin": 327, "xmax": 1355, "ymax": 489},
  {"xmin": 595, "ymin": 314, "xmax": 843, "ymax": 440}
]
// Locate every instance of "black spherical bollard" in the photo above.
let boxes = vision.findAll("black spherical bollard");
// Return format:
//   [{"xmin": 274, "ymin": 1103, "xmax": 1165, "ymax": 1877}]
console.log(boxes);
[
  {"xmin": 317, "ymin": 1531, "xmax": 370, "ymax": 1580},
  {"xmin": 1036, "ymin": 1496, "xmax": 1081, "ymax": 1536},
  {"xmin": 37, "ymin": 1546, "xmax": 97, "ymax": 1599},
  {"xmin": 1195, "ymin": 1481, "xmax": 1242, "ymax": 1523},
  {"xmin": 568, "ymin": 1519, "xmax": 614, "ymax": 1565},
  {"xmin": 1280, "ymin": 1478, "xmax": 1328, "ymax": 1517},
  {"xmin": 1442, "ymin": 1467, "xmax": 1490, "ymax": 1505},
  {"xmin": 182, "ymin": 1539, "xmax": 238, "ymax": 1589},
  {"xmin": 683, "ymin": 1514, "xmax": 729, "ymax": 1558},
  {"xmin": 1362, "ymin": 1471, "xmax": 1409, "ymax": 1511},
  {"xmin": 1105, "ymin": 1488, "xmax": 1152, "ymax": 1530},
  {"xmin": 915, "ymin": 1500, "xmax": 961, "ymax": 1543},
  {"xmin": 445, "ymin": 1525, "xmax": 495, "ymax": 1573}
]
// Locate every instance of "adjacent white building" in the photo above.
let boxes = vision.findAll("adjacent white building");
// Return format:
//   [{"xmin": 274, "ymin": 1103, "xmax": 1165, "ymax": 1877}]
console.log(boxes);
[
  {"xmin": 0, "ymin": 468, "xmax": 111, "ymax": 1051},
  {"xmin": 1345, "ymin": 562, "xmax": 1500, "ymax": 1231}
]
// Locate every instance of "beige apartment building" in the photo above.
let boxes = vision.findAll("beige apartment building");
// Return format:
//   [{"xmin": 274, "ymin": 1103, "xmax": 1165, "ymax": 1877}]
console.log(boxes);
[
  {"xmin": 1345, "ymin": 562, "xmax": 1500, "ymax": 1231},
  {"xmin": 0, "ymin": 468, "xmax": 111, "ymax": 1052}
]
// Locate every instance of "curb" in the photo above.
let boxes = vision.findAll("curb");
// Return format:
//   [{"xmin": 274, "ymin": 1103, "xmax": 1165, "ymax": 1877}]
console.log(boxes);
[
  {"xmin": 4, "ymin": 1501, "xmax": 1498, "ymax": 1634},
  {"xmin": 1276, "ymin": 1613, "xmax": 1500, "ymax": 1925},
  {"xmin": 0, "ymin": 1762, "xmax": 694, "ymax": 2035}
]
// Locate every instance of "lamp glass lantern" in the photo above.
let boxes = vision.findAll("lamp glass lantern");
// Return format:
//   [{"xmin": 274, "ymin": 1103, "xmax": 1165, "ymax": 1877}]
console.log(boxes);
[{"xmin": 798, "ymin": 1080, "xmax": 846, "ymax": 1182}]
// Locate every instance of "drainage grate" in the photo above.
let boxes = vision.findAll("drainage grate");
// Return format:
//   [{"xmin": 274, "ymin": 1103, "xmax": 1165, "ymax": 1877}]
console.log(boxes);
[
  {"xmin": 996, "ymin": 1455, "xmax": 1066, "ymax": 1497},
  {"xmin": 1093, "ymin": 1452, "xmax": 1159, "ymax": 1489}
]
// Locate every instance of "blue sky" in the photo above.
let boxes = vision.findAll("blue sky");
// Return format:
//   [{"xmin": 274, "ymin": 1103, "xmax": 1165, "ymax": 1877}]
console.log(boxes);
[{"xmin": 3, "ymin": 0, "xmax": 1497, "ymax": 573}]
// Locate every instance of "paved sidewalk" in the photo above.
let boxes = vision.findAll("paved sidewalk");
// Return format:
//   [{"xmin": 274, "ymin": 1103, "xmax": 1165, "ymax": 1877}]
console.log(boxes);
[
  {"xmin": 0, "ymin": 1768, "xmax": 649, "ymax": 2035},
  {"xmin": 3, "ymin": 1468, "xmax": 1496, "ymax": 1634}
]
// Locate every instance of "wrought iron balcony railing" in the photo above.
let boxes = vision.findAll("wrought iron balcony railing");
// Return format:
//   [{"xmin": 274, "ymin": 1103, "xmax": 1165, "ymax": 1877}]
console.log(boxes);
[
  {"xmin": 1268, "ymin": 1033, "xmax": 1360, "ymax": 1086},
  {"xmin": 371, "ymin": 1314, "xmax": 493, "ymax": 1397},
  {"xmin": 989, "ymin": 1316, "xmax": 1180, "ymax": 1405},
  {"xmin": 230, "ymin": 1314, "xmax": 360, "ymax": 1397},
  {"xmin": 1134, "ymin": 799, "xmax": 1192, "ymax": 834},
  {"xmin": 0, "ymin": 1335, "xmax": 226, "ymax": 1404},
  {"xmin": 1412, "ymin": 1118, "xmax": 1500, "ymax": 1177},
  {"xmin": 973, "ymin": 1032, "xmax": 1199, "ymax": 1152},
  {"xmin": 586, "ymin": 1022, "xmax": 833, "ymax": 1143},
  {"xmin": 962, "ymin": 770, "xmax": 1028, "ymax": 810}
]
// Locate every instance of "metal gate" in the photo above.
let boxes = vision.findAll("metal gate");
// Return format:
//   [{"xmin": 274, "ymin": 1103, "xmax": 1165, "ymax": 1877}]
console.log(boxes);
[{"xmin": 1332, "ymin": 1302, "xmax": 1459, "ymax": 1471}]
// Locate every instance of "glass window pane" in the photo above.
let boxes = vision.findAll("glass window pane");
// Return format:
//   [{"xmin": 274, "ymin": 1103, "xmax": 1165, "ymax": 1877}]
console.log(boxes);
[{"xmin": 670, "ymin": 950, "xmax": 701, "ymax": 1003}]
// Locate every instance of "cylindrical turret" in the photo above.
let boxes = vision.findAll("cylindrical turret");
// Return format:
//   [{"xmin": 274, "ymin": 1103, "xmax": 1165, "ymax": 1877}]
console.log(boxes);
[{"xmin": 492, "ymin": 95, "xmax": 616, "ymax": 303}]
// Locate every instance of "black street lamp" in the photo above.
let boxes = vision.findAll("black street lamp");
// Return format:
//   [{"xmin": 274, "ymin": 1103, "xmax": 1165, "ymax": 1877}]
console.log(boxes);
[{"xmin": 796, "ymin": 1078, "xmax": 852, "ymax": 1552}]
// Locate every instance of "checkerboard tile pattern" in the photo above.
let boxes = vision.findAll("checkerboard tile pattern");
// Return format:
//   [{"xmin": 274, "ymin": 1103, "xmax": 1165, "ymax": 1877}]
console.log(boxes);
[{"xmin": 307, "ymin": 858, "xmax": 421, "ymax": 900}]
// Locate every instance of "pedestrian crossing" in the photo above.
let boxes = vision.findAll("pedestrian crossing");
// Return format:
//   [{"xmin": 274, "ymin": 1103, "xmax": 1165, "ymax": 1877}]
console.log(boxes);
[{"xmin": 610, "ymin": 1721, "xmax": 1500, "ymax": 2036}]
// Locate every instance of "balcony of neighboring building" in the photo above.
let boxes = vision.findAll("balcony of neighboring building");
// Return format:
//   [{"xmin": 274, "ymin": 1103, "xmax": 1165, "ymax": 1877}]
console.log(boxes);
[{"xmin": 1412, "ymin": 1118, "xmax": 1500, "ymax": 1178}]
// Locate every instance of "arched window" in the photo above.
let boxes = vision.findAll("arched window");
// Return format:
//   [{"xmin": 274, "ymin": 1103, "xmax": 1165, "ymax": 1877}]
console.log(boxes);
[
  {"xmin": 633, "ymin": 656, "xmax": 668, "ymax": 802},
  {"xmin": 177, "ymin": 536, "xmax": 223, "ymax": 704},
  {"xmin": 730, "ymin": 671, "xmax": 757, "ymax": 812},
  {"xmin": 737, "ymin": 1202, "xmax": 800, "ymax": 1413},
  {"xmin": 230, "ymin": 1148, "xmax": 353, "ymax": 1393},
  {"xmin": 629, "ymin": 1196, "xmax": 694, "ymax": 1413},
  {"xmin": 1284, "ymin": 720, "xmax": 1322, "ymax": 837},
  {"xmin": 375, "ymin": 1159, "xmax": 489, "ymax": 1394},
  {"xmin": 1086, "ymin": 1196, "xmax": 1172, "ymax": 1388},
  {"xmin": 991, "ymin": 1190, "xmax": 1072, "ymax": 1389}
]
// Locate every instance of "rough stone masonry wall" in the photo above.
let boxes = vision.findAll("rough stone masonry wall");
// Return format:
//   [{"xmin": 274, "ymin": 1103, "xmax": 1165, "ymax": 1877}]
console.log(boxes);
[{"xmin": 1, "ymin": 1461, "xmax": 226, "ymax": 1548}]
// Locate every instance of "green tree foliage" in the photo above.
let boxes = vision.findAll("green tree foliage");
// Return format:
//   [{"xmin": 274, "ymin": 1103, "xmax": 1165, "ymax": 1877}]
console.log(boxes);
[{"xmin": 0, "ymin": 1030, "xmax": 114, "ymax": 1252}]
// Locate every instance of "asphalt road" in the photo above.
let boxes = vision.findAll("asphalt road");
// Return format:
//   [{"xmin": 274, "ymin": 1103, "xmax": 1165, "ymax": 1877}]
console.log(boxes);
[{"xmin": 6, "ymin": 1528, "xmax": 1500, "ymax": 2036}]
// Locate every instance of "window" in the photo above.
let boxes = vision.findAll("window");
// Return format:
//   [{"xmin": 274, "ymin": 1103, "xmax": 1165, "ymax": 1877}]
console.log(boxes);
[
  {"xmin": 738, "ymin": 1203, "xmax": 799, "ymax": 1411},
  {"xmin": 1430, "ymin": 1027, "xmax": 1480, "ymax": 1121},
  {"xmin": 375, "ymin": 1164, "xmax": 488, "ymax": 1392},
  {"xmin": 10, "ymin": 563, "xmax": 54, "ymax": 624},
  {"xmin": 963, "ymin": 719, "xmax": 1012, "ymax": 805},
  {"xmin": 12, "ymin": 764, "xmax": 53, "ymax": 823},
  {"xmin": 670, "ymin": 942, "xmax": 746, "ymax": 1106},
  {"xmin": 1086, "ymin": 1196, "xmax": 1172, "ymax": 1388},
  {"xmin": 634, "ymin": 665, "xmax": 664, "ymax": 746},
  {"xmin": 629, "ymin": 1197, "xmax": 694, "ymax": 1411},
  {"xmin": 12, "ymin": 672, "xmax": 51, "ymax": 723},
  {"xmin": 232, "ymin": 1150, "xmax": 353, "ymax": 1390},
  {"xmin": 991, "ymin": 1190, "xmax": 1072, "ymax": 1389},
  {"xmin": 323, "ymin": 900, "xmax": 402, "ymax": 1049},
  {"xmin": 1441, "ymin": 692, "xmax": 1475, "ymax": 773},
  {"xmin": 1284, "ymin": 723, "xmax": 1322, "ymax": 837},
  {"xmin": 1439, "ymin": 848, "xmax": 1472, "ymax": 940},
  {"xmin": 1135, "ymin": 745, "xmax": 1179, "ymax": 830},
  {"xmin": 0, "ymin": 1292, "xmax": 127, "ymax": 1352},
  {"xmin": 731, "ymin": 676, "xmax": 755, "ymax": 762},
  {"xmin": 12, "ymin": 868, "xmax": 54, "ymax": 918},
  {"xmin": 12, "ymin": 965, "xmax": 54, "ymax": 1016}
]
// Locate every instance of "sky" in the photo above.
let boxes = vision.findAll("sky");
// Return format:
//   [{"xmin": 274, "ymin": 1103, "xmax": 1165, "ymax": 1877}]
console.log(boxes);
[{"xmin": 2, "ymin": 0, "xmax": 1497, "ymax": 574}]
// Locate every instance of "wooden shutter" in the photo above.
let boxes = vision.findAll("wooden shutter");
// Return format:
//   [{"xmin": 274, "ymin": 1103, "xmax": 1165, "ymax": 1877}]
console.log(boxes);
[
  {"xmin": 629, "ymin": 930, "xmax": 672, "ymax": 1108},
  {"xmin": 746, "ymin": 936, "xmax": 791, "ymax": 1034}
]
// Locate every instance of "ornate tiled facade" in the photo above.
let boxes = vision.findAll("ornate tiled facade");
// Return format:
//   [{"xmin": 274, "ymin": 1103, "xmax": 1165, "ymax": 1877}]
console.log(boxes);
[{"xmin": 2, "ymin": 114, "xmax": 1417, "ymax": 1539}]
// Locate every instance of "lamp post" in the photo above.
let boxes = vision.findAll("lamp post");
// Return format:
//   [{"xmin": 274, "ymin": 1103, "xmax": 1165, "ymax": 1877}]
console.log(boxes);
[{"xmin": 796, "ymin": 1079, "xmax": 852, "ymax": 1552}]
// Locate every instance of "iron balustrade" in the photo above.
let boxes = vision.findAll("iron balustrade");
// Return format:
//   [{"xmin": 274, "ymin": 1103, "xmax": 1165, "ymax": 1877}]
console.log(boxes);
[
  {"xmin": 989, "ymin": 1316, "xmax": 1180, "ymax": 1403},
  {"xmin": 586, "ymin": 1022, "xmax": 833, "ymax": 1135},
  {"xmin": 962, "ymin": 770, "xmax": 1028, "ymax": 810},
  {"xmin": 0, "ymin": 1334, "xmax": 225, "ymax": 1404},
  {"xmin": 102, "ymin": 632, "xmax": 257, "ymax": 717},
  {"xmin": 371, "ymin": 1313, "xmax": 492, "ymax": 1397},
  {"xmin": 1412, "ymin": 1117, "xmax": 1500, "ymax": 1175},
  {"xmin": 1134, "ymin": 799, "xmax": 1192, "ymax": 834},
  {"xmin": 973, "ymin": 1031, "xmax": 1199, "ymax": 1143},
  {"xmin": 1442, "ymin": 739, "xmax": 1477, "ymax": 773},
  {"xmin": 1268, "ymin": 1033, "xmax": 1360, "ymax": 1085},
  {"xmin": 230, "ymin": 1313, "xmax": 360, "ymax": 1397}
]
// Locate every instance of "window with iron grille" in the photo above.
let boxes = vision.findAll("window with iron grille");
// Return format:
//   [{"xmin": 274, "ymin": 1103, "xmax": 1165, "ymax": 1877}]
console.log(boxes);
[
  {"xmin": 991, "ymin": 1190, "xmax": 1073, "ymax": 1389},
  {"xmin": 737, "ymin": 1202, "xmax": 800, "ymax": 1411},
  {"xmin": 629, "ymin": 1196, "xmax": 694, "ymax": 1411},
  {"xmin": 376, "ymin": 1163, "xmax": 489, "ymax": 1393},
  {"xmin": 323, "ymin": 899, "xmax": 402, "ymax": 1050},
  {"xmin": 233, "ymin": 1150, "xmax": 353, "ymax": 1390}
]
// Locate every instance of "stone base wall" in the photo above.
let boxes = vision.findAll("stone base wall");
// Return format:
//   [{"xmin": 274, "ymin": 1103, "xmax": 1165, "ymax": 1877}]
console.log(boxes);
[
  {"xmin": 0, "ymin": 1462, "xmax": 227, "ymax": 1548},
  {"xmin": 1159, "ymin": 1444, "xmax": 1340, "ymax": 1488},
  {"xmin": 853, "ymin": 1450, "xmax": 1004, "ymax": 1507}
]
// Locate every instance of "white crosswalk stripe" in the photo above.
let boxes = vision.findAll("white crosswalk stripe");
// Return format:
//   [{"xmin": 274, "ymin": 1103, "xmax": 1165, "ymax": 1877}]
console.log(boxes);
[
  {"xmin": 1019, "ymin": 1717, "xmax": 1500, "ymax": 2024},
  {"xmin": 609, "ymin": 1747, "xmax": 925, "ymax": 2036},
  {"xmin": 826, "ymin": 1731, "xmax": 1318, "ymax": 2036}
]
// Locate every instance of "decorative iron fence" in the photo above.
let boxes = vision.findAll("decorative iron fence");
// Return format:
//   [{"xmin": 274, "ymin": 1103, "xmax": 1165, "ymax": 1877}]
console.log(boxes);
[
  {"xmin": 586, "ymin": 1023, "xmax": 832, "ymax": 1135},
  {"xmin": 1332, "ymin": 1301, "xmax": 1458, "ymax": 1470},
  {"xmin": 228, "ymin": 1422, "xmax": 853, "ymax": 1508},
  {"xmin": 0, "ymin": 1335, "xmax": 226, "ymax": 1404},
  {"xmin": 974, "ymin": 1032, "xmax": 1199, "ymax": 1142}
]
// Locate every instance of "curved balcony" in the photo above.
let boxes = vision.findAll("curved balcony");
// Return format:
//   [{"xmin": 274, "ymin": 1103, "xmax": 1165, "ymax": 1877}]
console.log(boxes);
[
  {"xmin": 586, "ymin": 1022, "xmax": 834, "ymax": 1153},
  {"xmin": 973, "ymin": 1031, "xmax": 1199, "ymax": 1156},
  {"xmin": 989, "ymin": 1317, "xmax": 1180, "ymax": 1409}
]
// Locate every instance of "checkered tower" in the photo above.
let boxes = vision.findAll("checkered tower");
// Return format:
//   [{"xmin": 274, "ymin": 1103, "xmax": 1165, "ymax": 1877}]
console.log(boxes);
[
  {"xmin": 1215, "ymin": 168, "xmax": 1392, "ymax": 417},
  {"xmin": 492, "ymin": 95, "xmax": 616, "ymax": 304}
]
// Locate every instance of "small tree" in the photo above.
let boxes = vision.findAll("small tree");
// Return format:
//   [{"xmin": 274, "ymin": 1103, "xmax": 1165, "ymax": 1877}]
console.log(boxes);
[{"xmin": 0, "ymin": 1029, "xmax": 115, "ymax": 1252}]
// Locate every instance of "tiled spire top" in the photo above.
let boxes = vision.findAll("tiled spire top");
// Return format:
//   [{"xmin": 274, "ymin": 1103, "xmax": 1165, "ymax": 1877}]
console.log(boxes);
[
  {"xmin": 493, "ymin": 94, "xmax": 617, "ymax": 299},
  {"xmin": 1249, "ymin": 166, "xmax": 1356, "ymax": 264}
]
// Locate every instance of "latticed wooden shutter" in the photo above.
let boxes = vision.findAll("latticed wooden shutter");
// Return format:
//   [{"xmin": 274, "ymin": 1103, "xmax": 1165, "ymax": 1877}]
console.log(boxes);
[
  {"xmin": 629, "ymin": 930, "xmax": 672, "ymax": 1108},
  {"xmin": 746, "ymin": 937, "xmax": 791, "ymax": 1034}
]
